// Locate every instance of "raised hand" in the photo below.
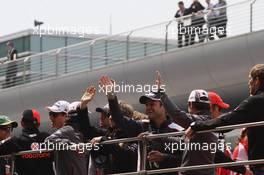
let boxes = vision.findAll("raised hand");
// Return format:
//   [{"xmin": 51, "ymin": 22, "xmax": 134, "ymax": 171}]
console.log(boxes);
[
  {"xmin": 80, "ymin": 86, "xmax": 96, "ymax": 109},
  {"xmin": 99, "ymin": 75, "xmax": 116, "ymax": 95},
  {"xmin": 154, "ymin": 71, "xmax": 162, "ymax": 90}
]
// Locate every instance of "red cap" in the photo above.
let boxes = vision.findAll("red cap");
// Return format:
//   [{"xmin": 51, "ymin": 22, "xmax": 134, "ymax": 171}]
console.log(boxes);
[{"xmin": 208, "ymin": 92, "xmax": 230, "ymax": 109}]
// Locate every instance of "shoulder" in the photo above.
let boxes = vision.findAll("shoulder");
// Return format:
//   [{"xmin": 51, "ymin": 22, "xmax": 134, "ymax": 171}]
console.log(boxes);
[
  {"xmin": 38, "ymin": 131, "xmax": 51, "ymax": 139},
  {"xmin": 53, "ymin": 126, "xmax": 75, "ymax": 136},
  {"xmin": 236, "ymin": 95, "xmax": 264, "ymax": 109}
]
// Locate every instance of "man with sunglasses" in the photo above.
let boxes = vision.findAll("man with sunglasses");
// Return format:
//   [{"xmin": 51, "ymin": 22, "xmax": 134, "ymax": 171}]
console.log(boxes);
[
  {"xmin": 0, "ymin": 115, "xmax": 18, "ymax": 175},
  {"xmin": 46, "ymin": 100, "xmax": 70, "ymax": 129},
  {"xmin": 45, "ymin": 86, "xmax": 96, "ymax": 175}
]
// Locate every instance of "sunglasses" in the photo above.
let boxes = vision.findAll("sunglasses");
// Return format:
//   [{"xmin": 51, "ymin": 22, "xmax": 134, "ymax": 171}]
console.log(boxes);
[
  {"xmin": 49, "ymin": 111, "xmax": 65, "ymax": 117},
  {"xmin": 0, "ymin": 126, "xmax": 12, "ymax": 132}
]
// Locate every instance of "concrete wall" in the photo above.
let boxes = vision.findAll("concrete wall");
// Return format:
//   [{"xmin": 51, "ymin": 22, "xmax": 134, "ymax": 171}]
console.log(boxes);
[{"xmin": 0, "ymin": 30, "xmax": 263, "ymax": 131}]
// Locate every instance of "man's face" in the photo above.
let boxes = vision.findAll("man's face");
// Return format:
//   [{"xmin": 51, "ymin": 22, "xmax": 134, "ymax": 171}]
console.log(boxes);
[
  {"xmin": 0, "ymin": 125, "xmax": 12, "ymax": 140},
  {"xmin": 100, "ymin": 113, "xmax": 110, "ymax": 129},
  {"xmin": 145, "ymin": 100, "xmax": 164, "ymax": 121},
  {"xmin": 248, "ymin": 74, "xmax": 260, "ymax": 95},
  {"xmin": 49, "ymin": 112, "xmax": 66, "ymax": 129},
  {"xmin": 178, "ymin": 3, "xmax": 184, "ymax": 10}
]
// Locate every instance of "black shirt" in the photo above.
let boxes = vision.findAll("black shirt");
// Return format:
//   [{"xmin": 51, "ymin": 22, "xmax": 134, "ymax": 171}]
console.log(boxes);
[
  {"xmin": 0, "ymin": 128, "xmax": 55, "ymax": 175},
  {"xmin": 7, "ymin": 48, "xmax": 17, "ymax": 61},
  {"xmin": 191, "ymin": 89, "xmax": 264, "ymax": 169}
]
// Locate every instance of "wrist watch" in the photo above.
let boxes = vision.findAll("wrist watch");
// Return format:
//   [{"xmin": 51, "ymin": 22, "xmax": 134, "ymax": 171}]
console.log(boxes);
[{"xmin": 190, "ymin": 122, "xmax": 196, "ymax": 129}]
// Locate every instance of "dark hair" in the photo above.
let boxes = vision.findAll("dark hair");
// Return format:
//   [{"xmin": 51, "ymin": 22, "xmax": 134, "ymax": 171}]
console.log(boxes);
[
  {"xmin": 6, "ymin": 41, "xmax": 14, "ymax": 47},
  {"xmin": 191, "ymin": 102, "xmax": 211, "ymax": 111},
  {"xmin": 22, "ymin": 120, "xmax": 38, "ymax": 129},
  {"xmin": 250, "ymin": 64, "xmax": 264, "ymax": 88},
  {"xmin": 178, "ymin": 1, "xmax": 184, "ymax": 5}
]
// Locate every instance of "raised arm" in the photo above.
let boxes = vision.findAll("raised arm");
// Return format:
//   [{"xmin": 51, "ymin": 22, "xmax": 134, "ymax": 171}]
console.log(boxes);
[{"xmin": 99, "ymin": 75, "xmax": 143, "ymax": 137}]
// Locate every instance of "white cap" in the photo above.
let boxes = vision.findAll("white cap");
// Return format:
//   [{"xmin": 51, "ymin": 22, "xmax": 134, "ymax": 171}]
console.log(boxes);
[
  {"xmin": 188, "ymin": 90, "xmax": 210, "ymax": 104},
  {"xmin": 46, "ymin": 100, "xmax": 70, "ymax": 113}
]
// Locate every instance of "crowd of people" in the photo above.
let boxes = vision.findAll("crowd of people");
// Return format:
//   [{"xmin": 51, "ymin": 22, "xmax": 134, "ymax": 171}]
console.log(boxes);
[
  {"xmin": 175, "ymin": 0, "xmax": 227, "ymax": 48},
  {"xmin": 1, "ymin": 64, "xmax": 264, "ymax": 175}
]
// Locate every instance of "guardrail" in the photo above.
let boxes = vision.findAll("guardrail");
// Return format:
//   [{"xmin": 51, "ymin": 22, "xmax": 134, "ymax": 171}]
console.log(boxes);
[
  {"xmin": 0, "ymin": 0, "xmax": 263, "ymax": 89},
  {"xmin": 1, "ymin": 120, "xmax": 264, "ymax": 175}
]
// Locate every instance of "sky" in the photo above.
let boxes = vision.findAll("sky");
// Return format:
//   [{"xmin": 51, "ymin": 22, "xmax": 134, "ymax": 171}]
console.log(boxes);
[{"xmin": 0, "ymin": 0, "xmax": 247, "ymax": 38}]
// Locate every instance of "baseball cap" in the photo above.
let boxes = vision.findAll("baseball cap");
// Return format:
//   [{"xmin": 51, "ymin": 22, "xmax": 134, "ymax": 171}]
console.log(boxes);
[
  {"xmin": 68, "ymin": 101, "xmax": 81, "ymax": 118},
  {"xmin": 46, "ymin": 100, "xmax": 70, "ymax": 113},
  {"xmin": 96, "ymin": 104, "xmax": 110, "ymax": 117},
  {"xmin": 208, "ymin": 92, "xmax": 230, "ymax": 109},
  {"xmin": 188, "ymin": 89, "xmax": 210, "ymax": 104},
  {"xmin": 139, "ymin": 92, "xmax": 161, "ymax": 104},
  {"xmin": 0, "ymin": 115, "xmax": 18, "ymax": 128},
  {"xmin": 22, "ymin": 109, "xmax": 41, "ymax": 126}
]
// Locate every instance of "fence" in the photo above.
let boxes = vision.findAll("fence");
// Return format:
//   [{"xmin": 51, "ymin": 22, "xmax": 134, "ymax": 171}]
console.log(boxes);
[{"xmin": 1, "ymin": 120, "xmax": 264, "ymax": 175}]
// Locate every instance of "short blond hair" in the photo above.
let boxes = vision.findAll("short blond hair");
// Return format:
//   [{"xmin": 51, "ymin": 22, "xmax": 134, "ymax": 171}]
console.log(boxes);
[
  {"xmin": 132, "ymin": 111, "xmax": 148, "ymax": 121},
  {"xmin": 119, "ymin": 101, "xmax": 134, "ymax": 118}
]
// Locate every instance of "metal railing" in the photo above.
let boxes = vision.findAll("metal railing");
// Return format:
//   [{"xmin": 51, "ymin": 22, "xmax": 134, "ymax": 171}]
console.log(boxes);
[
  {"xmin": 1, "ymin": 120, "xmax": 264, "ymax": 175},
  {"xmin": 0, "ymin": 0, "xmax": 263, "ymax": 89}
]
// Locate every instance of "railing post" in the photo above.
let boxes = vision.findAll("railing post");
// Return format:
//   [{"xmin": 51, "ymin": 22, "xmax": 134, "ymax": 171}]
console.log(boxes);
[
  {"xmin": 89, "ymin": 41, "xmax": 95, "ymax": 70},
  {"xmin": 126, "ymin": 31, "xmax": 133, "ymax": 61},
  {"xmin": 144, "ymin": 42, "xmax": 147, "ymax": 57},
  {"xmin": 250, "ymin": 0, "xmax": 257, "ymax": 32},
  {"xmin": 105, "ymin": 40, "xmax": 108, "ymax": 66},
  {"xmin": 55, "ymin": 49, "xmax": 61, "ymax": 77},
  {"xmin": 137, "ymin": 141, "xmax": 141, "ymax": 172},
  {"xmin": 141, "ymin": 135, "xmax": 147, "ymax": 171},
  {"xmin": 40, "ymin": 36, "xmax": 43, "ymax": 80},
  {"xmin": 23, "ymin": 57, "xmax": 29, "ymax": 84},
  {"xmin": 11, "ymin": 154, "xmax": 15, "ymax": 175},
  {"xmin": 165, "ymin": 21, "xmax": 172, "ymax": 52}
]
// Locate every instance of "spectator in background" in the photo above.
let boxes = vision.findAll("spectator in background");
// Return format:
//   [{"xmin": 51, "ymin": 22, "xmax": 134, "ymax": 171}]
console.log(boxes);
[
  {"xmin": 5, "ymin": 41, "xmax": 18, "ymax": 88},
  {"xmin": 189, "ymin": 0, "xmax": 206, "ymax": 44},
  {"xmin": 0, "ymin": 115, "xmax": 18, "ymax": 175},
  {"xmin": 214, "ymin": 0, "xmax": 227, "ymax": 38},
  {"xmin": 175, "ymin": 1, "xmax": 191, "ymax": 48},
  {"xmin": 205, "ymin": 0, "xmax": 218, "ymax": 40}
]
